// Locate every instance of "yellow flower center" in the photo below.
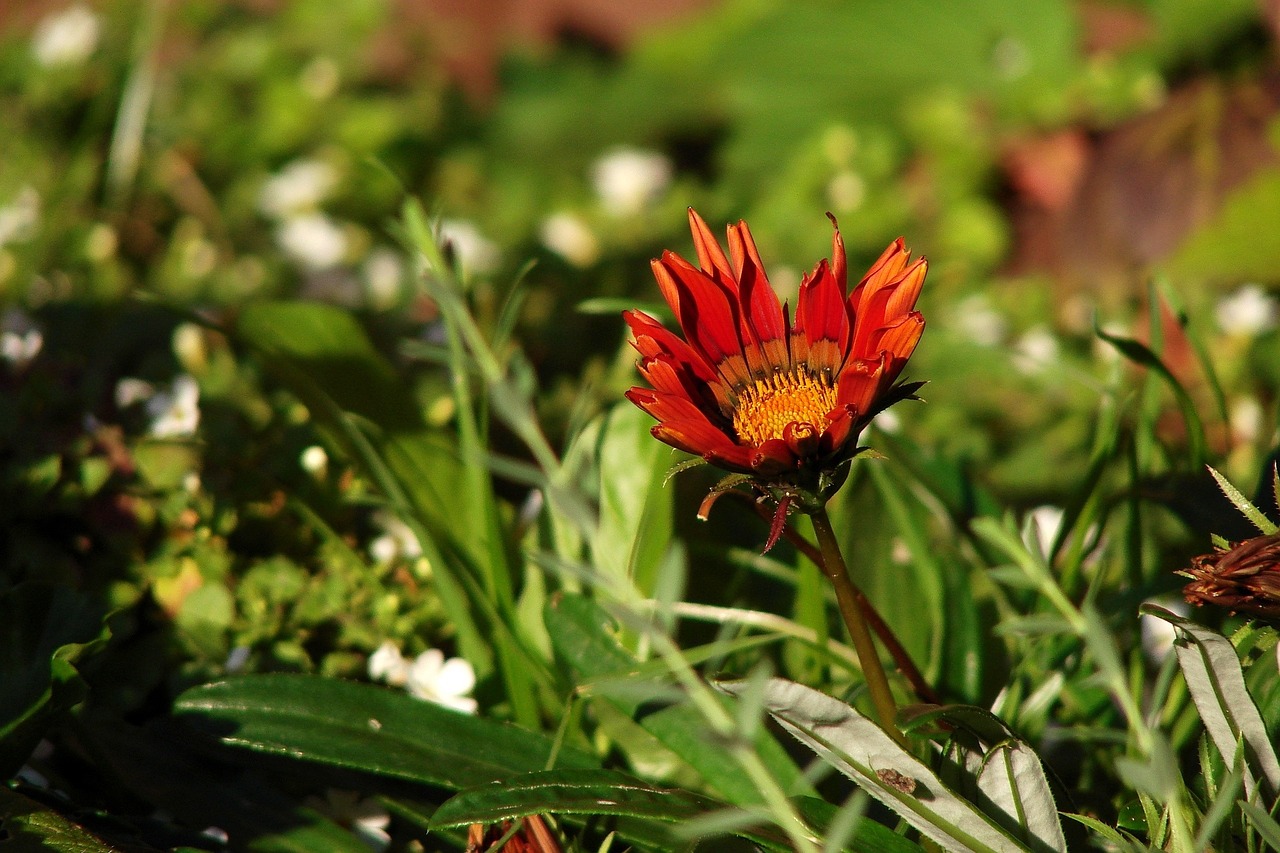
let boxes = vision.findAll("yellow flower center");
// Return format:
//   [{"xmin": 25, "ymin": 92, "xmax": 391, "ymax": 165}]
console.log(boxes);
[{"xmin": 732, "ymin": 369, "xmax": 837, "ymax": 446}]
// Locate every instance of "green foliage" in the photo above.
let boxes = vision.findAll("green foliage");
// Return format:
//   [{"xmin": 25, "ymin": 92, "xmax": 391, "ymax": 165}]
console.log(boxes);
[{"xmin": 5, "ymin": 0, "xmax": 1280, "ymax": 849}]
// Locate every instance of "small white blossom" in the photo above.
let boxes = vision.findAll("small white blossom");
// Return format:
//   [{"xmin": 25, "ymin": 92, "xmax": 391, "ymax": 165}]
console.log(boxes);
[
  {"xmin": 872, "ymin": 408, "xmax": 901, "ymax": 434},
  {"xmin": 367, "ymin": 641, "xmax": 410, "ymax": 687},
  {"xmin": 300, "ymin": 445, "xmax": 329, "ymax": 476},
  {"xmin": 1216, "ymin": 284, "xmax": 1278, "ymax": 337},
  {"xmin": 0, "ymin": 186, "xmax": 41, "ymax": 247},
  {"xmin": 146, "ymin": 375, "xmax": 201, "ymax": 438},
  {"xmin": 1012, "ymin": 325, "xmax": 1060, "ymax": 375},
  {"xmin": 201, "ymin": 827, "xmax": 230, "ymax": 845},
  {"xmin": 224, "ymin": 646, "xmax": 251, "ymax": 674},
  {"xmin": 406, "ymin": 649, "xmax": 477, "ymax": 713},
  {"xmin": 954, "ymin": 294, "xmax": 1007, "ymax": 347},
  {"xmin": 32, "ymin": 4, "xmax": 100, "ymax": 68},
  {"xmin": 1026, "ymin": 505, "xmax": 1064, "ymax": 559},
  {"xmin": 259, "ymin": 159, "xmax": 338, "ymax": 219},
  {"xmin": 368, "ymin": 511, "xmax": 421, "ymax": 563},
  {"xmin": 1, "ymin": 311, "xmax": 42, "ymax": 368},
  {"xmin": 539, "ymin": 212, "xmax": 600, "ymax": 268},
  {"xmin": 437, "ymin": 219, "xmax": 500, "ymax": 279},
  {"xmin": 1230, "ymin": 396, "xmax": 1264, "ymax": 446},
  {"xmin": 591, "ymin": 147, "xmax": 672, "ymax": 217},
  {"xmin": 277, "ymin": 213, "xmax": 348, "ymax": 270},
  {"xmin": 362, "ymin": 248, "xmax": 404, "ymax": 310},
  {"xmin": 826, "ymin": 170, "xmax": 866, "ymax": 212},
  {"xmin": 300, "ymin": 57, "xmax": 340, "ymax": 100},
  {"xmin": 306, "ymin": 790, "xmax": 391, "ymax": 852},
  {"xmin": 114, "ymin": 377, "xmax": 155, "ymax": 408}
]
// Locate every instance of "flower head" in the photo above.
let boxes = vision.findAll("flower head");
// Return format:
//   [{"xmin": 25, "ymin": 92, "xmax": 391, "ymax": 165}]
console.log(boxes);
[
  {"xmin": 624, "ymin": 210, "xmax": 925, "ymax": 497},
  {"xmin": 1183, "ymin": 532, "xmax": 1280, "ymax": 618}
]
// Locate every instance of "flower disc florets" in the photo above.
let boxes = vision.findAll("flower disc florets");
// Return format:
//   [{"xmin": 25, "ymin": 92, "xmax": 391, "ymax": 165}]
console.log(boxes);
[{"xmin": 624, "ymin": 209, "xmax": 927, "ymax": 488}]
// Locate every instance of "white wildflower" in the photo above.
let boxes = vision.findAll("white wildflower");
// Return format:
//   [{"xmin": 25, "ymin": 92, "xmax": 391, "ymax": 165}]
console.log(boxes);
[
  {"xmin": 0, "ymin": 186, "xmax": 41, "ymax": 247},
  {"xmin": 300, "ymin": 445, "xmax": 329, "ymax": 476},
  {"xmin": 539, "ymin": 212, "xmax": 600, "ymax": 268},
  {"xmin": 954, "ymin": 294, "xmax": 1007, "ymax": 347},
  {"xmin": 406, "ymin": 649, "xmax": 477, "ymax": 714},
  {"xmin": 300, "ymin": 57, "xmax": 340, "ymax": 101},
  {"xmin": 1012, "ymin": 325, "xmax": 1060, "ymax": 375},
  {"xmin": 114, "ymin": 377, "xmax": 155, "ymax": 408},
  {"xmin": 362, "ymin": 248, "xmax": 404, "ymax": 310},
  {"xmin": 1230, "ymin": 396, "xmax": 1264, "ymax": 446},
  {"xmin": 368, "ymin": 511, "xmax": 421, "ymax": 563},
  {"xmin": 826, "ymin": 170, "xmax": 866, "ymax": 212},
  {"xmin": 1026, "ymin": 505, "xmax": 1064, "ymax": 559},
  {"xmin": 367, "ymin": 641, "xmax": 410, "ymax": 687},
  {"xmin": 224, "ymin": 646, "xmax": 250, "ymax": 674},
  {"xmin": 146, "ymin": 375, "xmax": 201, "ymax": 438},
  {"xmin": 1216, "ymin": 283, "xmax": 1278, "ymax": 337},
  {"xmin": 437, "ymin": 219, "xmax": 500, "ymax": 279},
  {"xmin": 306, "ymin": 789, "xmax": 391, "ymax": 852},
  {"xmin": 591, "ymin": 147, "xmax": 672, "ymax": 217},
  {"xmin": 872, "ymin": 408, "xmax": 900, "ymax": 434},
  {"xmin": 1, "ymin": 311, "xmax": 42, "ymax": 368},
  {"xmin": 277, "ymin": 213, "xmax": 348, "ymax": 270},
  {"xmin": 258, "ymin": 159, "xmax": 338, "ymax": 219},
  {"xmin": 32, "ymin": 4, "xmax": 100, "ymax": 68}
]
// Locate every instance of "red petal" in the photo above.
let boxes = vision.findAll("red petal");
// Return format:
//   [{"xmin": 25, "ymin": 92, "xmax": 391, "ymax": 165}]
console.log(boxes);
[
  {"xmin": 687, "ymin": 208, "xmax": 735, "ymax": 287},
  {"xmin": 871, "ymin": 313, "xmax": 925, "ymax": 377},
  {"xmin": 625, "ymin": 309, "xmax": 720, "ymax": 384},
  {"xmin": 727, "ymin": 220, "xmax": 788, "ymax": 373},
  {"xmin": 827, "ymin": 212, "xmax": 848, "ymax": 291},
  {"xmin": 651, "ymin": 256, "xmax": 751, "ymax": 386},
  {"xmin": 794, "ymin": 259, "xmax": 850, "ymax": 376},
  {"xmin": 885, "ymin": 258, "xmax": 927, "ymax": 320},
  {"xmin": 834, "ymin": 354, "xmax": 887, "ymax": 414},
  {"xmin": 627, "ymin": 388, "xmax": 737, "ymax": 457}
]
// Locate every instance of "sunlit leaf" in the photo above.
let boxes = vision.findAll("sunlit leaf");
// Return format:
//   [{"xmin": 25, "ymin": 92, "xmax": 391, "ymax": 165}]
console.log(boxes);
[
  {"xmin": 174, "ymin": 674, "xmax": 598, "ymax": 790},
  {"xmin": 720, "ymin": 678, "xmax": 1033, "ymax": 853},
  {"xmin": 1141, "ymin": 605, "xmax": 1280, "ymax": 801}
]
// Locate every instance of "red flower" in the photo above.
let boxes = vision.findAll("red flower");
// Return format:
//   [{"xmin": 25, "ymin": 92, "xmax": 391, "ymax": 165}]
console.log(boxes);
[{"xmin": 625, "ymin": 209, "xmax": 926, "ymax": 485}]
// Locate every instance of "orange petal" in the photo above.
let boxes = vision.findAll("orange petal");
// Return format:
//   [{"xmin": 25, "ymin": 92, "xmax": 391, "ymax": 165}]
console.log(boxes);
[
  {"xmin": 651, "ymin": 256, "xmax": 751, "ymax": 387},
  {"xmin": 727, "ymin": 221, "xmax": 788, "ymax": 373},
  {"xmin": 794, "ymin": 259, "xmax": 850, "ymax": 377},
  {"xmin": 687, "ymin": 208, "xmax": 735, "ymax": 287}
]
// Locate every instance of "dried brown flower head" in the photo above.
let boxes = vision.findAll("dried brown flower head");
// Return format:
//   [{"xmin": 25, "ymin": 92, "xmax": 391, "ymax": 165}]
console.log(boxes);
[{"xmin": 1182, "ymin": 532, "xmax": 1280, "ymax": 618}]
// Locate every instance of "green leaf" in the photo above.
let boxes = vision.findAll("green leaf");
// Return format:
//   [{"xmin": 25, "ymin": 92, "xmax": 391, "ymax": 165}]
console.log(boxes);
[
  {"xmin": 720, "ymin": 677, "xmax": 1034, "ymax": 853},
  {"xmin": 173, "ymin": 674, "xmax": 598, "ymax": 790},
  {"xmin": 0, "ymin": 583, "xmax": 109, "ymax": 778},
  {"xmin": 1206, "ymin": 466, "xmax": 1279, "ymax": 535},
  {"xmin": 431, "ymin": 769, "xmax": 921, "ymax": 853},
  {"xmin": 1239, "ymin": 799, "xmax": 1280, "ymax": 849},
  {"xmin": 234, "ymin": 301, "xmax": 489, "ymax": 675},
  {"xmin": 1141, "ymin": 605, "xmax": 1280, "ymax": 801},
  {"xmin": 84, "ymin": 716, "xmax": 374, "ymax": 853},
  {"xmin": 901, "ymin": 706, "xmax": 1064, "ymax": 853},
  {"xmin": 545, "ymin": 594, "xmax": 812, "ymax": 806},
  {"xmin": 0, "ymin": 787, "xmax": 120, "ymax": 852},
  {"xmin": 430, "ymin": 768, "xmax": 723, "ymax": 828},
  {"xmin": 591, "ymin": 404, "xmax": 675, "ymax": 599},
  {"xmin": 1093, "ymin": 322, "xmax": 1206, "ymax": 468}
]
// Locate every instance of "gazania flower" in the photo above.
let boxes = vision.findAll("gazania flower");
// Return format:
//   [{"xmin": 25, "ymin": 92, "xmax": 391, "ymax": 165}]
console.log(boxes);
[{"xmin": 624, "ymin": 209, "xmax": 925, "ymax": 493}]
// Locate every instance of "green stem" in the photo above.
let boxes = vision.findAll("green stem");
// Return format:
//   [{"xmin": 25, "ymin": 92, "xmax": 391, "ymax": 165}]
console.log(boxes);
[{"xmin": 809, "ymin": 505, "xmax": 904, "ymax": 745}]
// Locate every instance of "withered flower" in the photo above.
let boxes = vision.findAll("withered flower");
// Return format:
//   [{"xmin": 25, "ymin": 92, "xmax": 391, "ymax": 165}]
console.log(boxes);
[{"xmin": 1182, "ymin": 532, "xmax": 1280, "ymax": 618}]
